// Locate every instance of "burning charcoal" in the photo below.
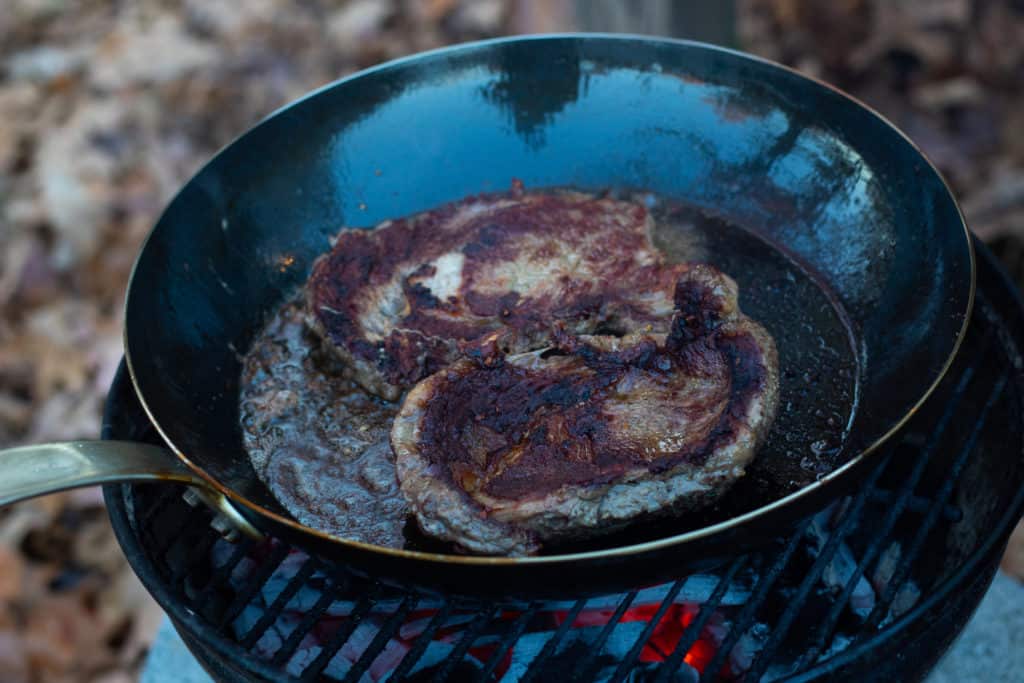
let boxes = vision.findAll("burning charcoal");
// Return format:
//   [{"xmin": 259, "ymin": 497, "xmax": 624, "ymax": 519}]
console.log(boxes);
[
  {"xmin": 501, "ymin": 630, "xmax": 561, "ymax": 680},
  {"xmin": 230, "ymin": 604, "xmax": 287, "ymax": 660},
  {"xmin": 258, "ymin": 616, "xmax": 414, "ymax": 680},
  {"xmin": 398, "ymin": 612, "xmax": 477, "ymax": 640},
  {"xmin": 367, "ymin": 637, "xmax": 412, "ymax": 679},
  {"xmin": 871, "ymin": 541, "xmax": 902, "ymax": 594},
  {"xmin": 677, "ymin": 573, "xmax": 756, "ymax": 606},
  {"xmin": 543, "ymin": 575, "xmax": 754, "ymax": 614},
  {"xmin": 818, "ymin": 632, "xmax": 855, "ymax": 661},
  {"xmin": 391, "ymin": 639, "xmax": 463, "ymax": 679},
  {"xmin": 804, "ymin": 506, "xmax": 839, "ymax": 547},
  {"xmin": 283, "ymin": 641, "xmax": 327, "ymax": 679},
  {"xmin": 870, "ymin": 540, "xmax": 920, "ymax": 620},
  {"xmin": 728, "ymin": 622, "xmax": 768, "ymax": 676},
  {"xmin": 805, "ymin": 509, "xmax": 877, "ymax": 619},
  {"xmin": 847, "ymin": 572, "xmax": 877, "ymax": 619},
  {"xmin": 329, "ymin": 619, "xmax": 410, "ymax": 679},
  {"xmin": 627, "ymin": 661, "xmax": 699, "ymax": 682},
  {"xmin": 890, "ymin": 581, "xmax": 921, "ymax": 620},
  {"xmin": 404, "ymin": 660, "xmax": 482, "ymax": 681},
  {"xmin": 214, "ymin": 540, "xmax": 753, "ymax": 680},
  {"xmin": 517, "ymin": 624, "xmax": 650, "ymax": 679}
]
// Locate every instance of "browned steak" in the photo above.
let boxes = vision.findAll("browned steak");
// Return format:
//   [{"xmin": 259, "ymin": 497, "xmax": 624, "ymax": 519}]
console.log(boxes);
[
  {"xmin": 305, "ymin": 183, "xmax": 686, "ymax": 399},
  {"xmin": 391, "ymin": 265, "xmax": 780, "ymax": 555}
]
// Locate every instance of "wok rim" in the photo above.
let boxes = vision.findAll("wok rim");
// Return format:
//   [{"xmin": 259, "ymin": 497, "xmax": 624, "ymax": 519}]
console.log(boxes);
[{"xmin": 123, "ymin": 33, "xmax": 976, "ymax": 567}]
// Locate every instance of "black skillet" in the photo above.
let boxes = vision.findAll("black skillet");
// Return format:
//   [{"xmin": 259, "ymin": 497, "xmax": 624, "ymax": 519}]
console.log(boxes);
[{"xmin": 0, "ymin": 35, "xmax": 973, "ymax": 597}]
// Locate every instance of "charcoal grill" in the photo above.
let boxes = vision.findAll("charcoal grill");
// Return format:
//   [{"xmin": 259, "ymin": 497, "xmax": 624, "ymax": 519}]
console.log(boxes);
[{"xmin": 102, "ymin": 240, "xmax": 1024, "ymax": 682}]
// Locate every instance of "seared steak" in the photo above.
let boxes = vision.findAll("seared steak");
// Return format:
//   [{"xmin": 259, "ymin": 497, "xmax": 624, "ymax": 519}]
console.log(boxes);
[
  {"xmin": 391, "ymin": 265, "xmax": 780, "ymax": 555},
  {"xmin": 306, "ymin": 183, "xmax": 686, "ymax": 399}
]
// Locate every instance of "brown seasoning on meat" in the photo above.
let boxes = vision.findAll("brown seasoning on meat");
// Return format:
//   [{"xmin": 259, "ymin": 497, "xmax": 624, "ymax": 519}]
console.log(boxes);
[
  {"xmin": 391, "ymin": 265, "xmax": 779, "ymax": 555},
  {"xmin": 306, "ymin": 183, "xmax": 687, "ymax": 399}
]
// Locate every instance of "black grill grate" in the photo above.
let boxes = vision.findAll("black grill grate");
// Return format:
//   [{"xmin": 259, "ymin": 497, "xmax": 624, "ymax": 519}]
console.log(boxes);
[{"xmin": 104, "ymin": 244, "xmax": 1024, "ymax": 682}]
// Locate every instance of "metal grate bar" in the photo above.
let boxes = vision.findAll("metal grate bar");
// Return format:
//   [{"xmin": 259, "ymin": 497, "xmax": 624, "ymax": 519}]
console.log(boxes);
[
  {"xmin": 270, "ymin": 581, "xmax": 354, "ymax": 671},
  {"xmin": 299, "ymin": 590, "xmax": 380, "ymax": 682},
  {"xmin": 240, "ymin": 556, "xmax": 321, "ymax": 649},
  {"xmin": 217, "ymin": 542, "xmax": 290, "ymax": 630},
  {"xmin": 698, "ymin": 519, "xmax": 811, "ymax": 683},
  {"xmin": 193, "ymin": 537, "xmax": 257, "ymax": 607},
  {"xmin": 570, "ymin": 590, "xmax": 639, "ymax": 683},
  {"xmin": 430, "ymin": 607, "xmax": 496, "ymax": 682},
  {"xmin": 866, "ymin": 489, "xmax": 962, "ymax": 522},
  {"xmin": 151, "ymin": 502, "xmax": 211, "ymax": 559},
  {"xmin": 137, "ymin": 486, "xmax": 180, "ymax": 533},
  {"xmin": 477, "ymin": 603, "xmax": 541, "ymax": 682},
  {"xmin": 860, "ymin": 374, "xmax": 1007, "ymax": 633},
  {"xmin": 742, "ymin": 456, "xmax": 889, "ymax": 680},
  {"xmin": 389, "ymin": 602, "xmax": 454, "ymax": 681},
  {"xmin": 170, "ymin": 531, "xmax": 220, "ymax": 586},
  {"xmin": 520, "ymin": 598, "xmax": 588, "ymax": 683},
  {"xmin": 270, "ymin": 580, "xmax": 340, "ymax": 667},
  {"xmin": 653, "ymin": 554, "xmax": 749, "ymax": 683},
  {"xmin": 798, "ymin": 360, "xmax": 982, "ymax": 666},
  {"xmin": 335, "ymin": 594, "xmax": 417, "ymax": 683},
  {"xmin": 609, "ymin": 579, "xmax": 688, "ymax": 683}
]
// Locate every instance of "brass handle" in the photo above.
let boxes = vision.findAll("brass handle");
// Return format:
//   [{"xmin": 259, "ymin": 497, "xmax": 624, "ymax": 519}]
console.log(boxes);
[{"xmin": 0, "ymin": 440, "xmax": 262, "ymax": 539}]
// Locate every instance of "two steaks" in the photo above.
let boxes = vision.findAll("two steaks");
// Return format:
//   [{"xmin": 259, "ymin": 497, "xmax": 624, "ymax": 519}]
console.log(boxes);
[{"xmin": 305, "ymin": 186, "xmax": 779, "ymax": 555}]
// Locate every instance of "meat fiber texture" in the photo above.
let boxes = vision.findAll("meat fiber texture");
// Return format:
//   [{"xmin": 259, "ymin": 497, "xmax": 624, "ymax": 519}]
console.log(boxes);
[
  {"xmin": 306, "ymin": 183, "xmax": 687, "ymax": 400},
  {"xmin": 391, "ymin": 265, "xmax": 779, "ymax": 555}
]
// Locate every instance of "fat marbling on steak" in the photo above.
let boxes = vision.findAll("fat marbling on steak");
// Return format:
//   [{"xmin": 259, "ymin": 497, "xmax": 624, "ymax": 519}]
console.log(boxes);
[
  {"xmin": 391, "ymin": 265, "xmax": 780, "ymax": 555},
  {"xmin": 305, "ymin": 183, "xmax": 687, "ymax": 400}
]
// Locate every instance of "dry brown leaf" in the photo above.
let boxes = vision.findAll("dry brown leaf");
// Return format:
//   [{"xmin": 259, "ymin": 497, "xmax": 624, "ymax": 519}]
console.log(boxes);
[
  {"xmin": 1001, "ymin": 520, "xmax": 1024, "ymax": 581},
  {"xmin": 183, "ymin": 0, "xmax": 278, "ymax": 39},
  {"xmin": 101, "ymin": 570, "xmax": 165, "ymax": 665},
  {"xmin": 91, "ymin": 672, "xmax": 136, "ymax": 683},
  {"xmin": 34, "ymin": 101, "xmax": 122, "ymax": 271},
  {"xmin": 0, "ymin": 395, "xmax": 32, "ymax": 436},
  {"xmin": 912, "ymin": 76, "xmax": 984, "ymax": 111},
  {"xmin": 0, "ymin": 81, "xmax": 42, "ymax": 169},
  {"xmin": 5, "ymin": 46, "xmax": 87, "ymax": 84},
  {"xmin": 0, "ymin": 629, "xmax": 29, "ymax": 683},
  {"xmin": 0, "ymin": 237, "xmax": 38, "ymax": 310},
  {"xmin": 0, "ymin": 545, "xmax": 25, "ymax": 602},
  {"xmin": 24, "ymin": 594, "xmax": 108, "ymax": 678},
  {"xmin": 72, "ymin": 515, "xmax": 123, "ymax": 575},
  {"xmin": 89, "ymin": 14, "xmax": 218, "ymax": 90},
  {"xmin": 423, "ymin": 0, "xmax": 459, "ymax": 21}
]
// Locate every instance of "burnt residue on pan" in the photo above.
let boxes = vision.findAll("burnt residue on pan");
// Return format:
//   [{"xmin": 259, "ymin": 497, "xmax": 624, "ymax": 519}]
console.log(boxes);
[{"xmin": 239, "ymin": 193, "xmax": 859, "ymax": 552}]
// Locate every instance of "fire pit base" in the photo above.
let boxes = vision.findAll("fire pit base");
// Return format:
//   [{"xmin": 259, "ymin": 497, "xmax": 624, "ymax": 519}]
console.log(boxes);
[
  {"xmin": 107, "ymin": 239, "xmax": 1024, "ymax": 682},
  {"xmin": 138, "ymin": 570, "xmax": 1024, "ymax": 683}
]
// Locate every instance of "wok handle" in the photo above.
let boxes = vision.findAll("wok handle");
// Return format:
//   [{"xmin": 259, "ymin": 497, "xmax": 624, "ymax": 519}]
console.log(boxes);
[{"xmin": 0, "ymin": 440, "xmax": 263, "ymax": 539}]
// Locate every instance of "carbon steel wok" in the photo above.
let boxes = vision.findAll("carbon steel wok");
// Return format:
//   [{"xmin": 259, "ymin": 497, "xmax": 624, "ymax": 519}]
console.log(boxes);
[{"xmin": 0, "ymin": 35, "xmax": 973, "ymax": 597}]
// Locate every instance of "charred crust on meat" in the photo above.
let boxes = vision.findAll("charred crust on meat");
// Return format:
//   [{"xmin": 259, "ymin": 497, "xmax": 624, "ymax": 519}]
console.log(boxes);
[
  {"xmin": 391, "ymin": 265, "xmax": 780, "ymax": 555},
  {"xmin": 412, "ymin": 330, "xmax": 768, "ymax": 500},
  {"xmin": 305, "ymin": 183, "xmax": 687, "ymax": 398}
]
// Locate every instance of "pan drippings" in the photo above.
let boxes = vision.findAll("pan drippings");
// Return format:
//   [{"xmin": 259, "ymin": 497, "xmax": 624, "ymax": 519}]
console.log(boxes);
[
  {"xmin": 240, "ymin": 194, "xmax": 859, "ymax": 550},
  {"xmin": 240, "ymin": 303, "xmax": 408, "ymax": 547}
]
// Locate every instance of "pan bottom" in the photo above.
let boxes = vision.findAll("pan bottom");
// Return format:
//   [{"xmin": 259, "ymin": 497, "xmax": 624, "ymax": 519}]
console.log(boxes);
[{"xmin": 239, "ymin": 190, "xmax": 860, "ymax": 555}]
